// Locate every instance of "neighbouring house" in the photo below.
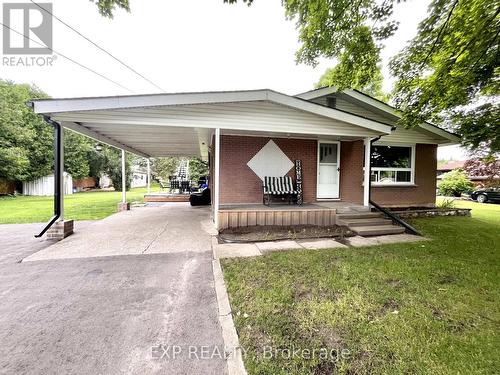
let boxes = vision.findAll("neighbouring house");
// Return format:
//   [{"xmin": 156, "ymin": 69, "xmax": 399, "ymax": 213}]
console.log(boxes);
[
  {"xmin": 0, "ymin": 179, "xmax": 16, "ymax": 195},
  {"xmin": 22, "ymin": 172, "xmax": 73, "ymax": 196},
  {"xmin": 131, "ymin": 165, "xmax": 148, "ymax": 188},
  {"xmin": 437, "ymin": 160, "xmax": 500, "ymax": 187},
  {"xmin": 437, "ymin": 160, "xmax": 465, "ymax": 175},
  {"xmin": 29, "ymin": 88, "xmax": 459, "ymax": 230},
  {"xmin": 73, "ymin": 176, "xmax": 97, "ymax": 192}
]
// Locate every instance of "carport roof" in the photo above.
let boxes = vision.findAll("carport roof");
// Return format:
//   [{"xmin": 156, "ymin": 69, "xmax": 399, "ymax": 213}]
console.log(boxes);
[{"xmin": 29, "ymin": 89, "xmax": 394, "ymax": 158}]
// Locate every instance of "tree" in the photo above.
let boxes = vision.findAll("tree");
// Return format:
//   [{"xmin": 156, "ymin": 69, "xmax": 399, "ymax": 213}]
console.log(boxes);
[
  {"xmin": 151, "ymin": 157, "xmax": 180, "ymax": 181},
  {"xmin": 103, "ymin": 148, "xmax": 132, "ymax": 191},
  {"xmin": 438, "ymin": 169, "xmax": 474, "ymax": 197},
  {"xmin": 390, "ymin": 0, "xmax": 499, "ymax": 155},
  {"xmin": 316, "ymin": 63, "xmax": 389, "ymax": 102},
  {"xmin": 64, "ymin": 130, "xmax": 92, "ymax": 180},
  {"xmin": 92, "ymin": 0, "xmax": 130, "ymax": 18},
  {"xmin": 463, "ymin": 158, "xmax": 500, "ymax": 187},
  {"xmin": 188, "ymin": 157, "xmax": 209, "ymax": 182},
  {"xmin": 0, "ymin": 79, "xmax": 97, "ymax": 182},
  {"xmin": 0, "ymin": 79, "xmax": 52, "ymax": 181}
]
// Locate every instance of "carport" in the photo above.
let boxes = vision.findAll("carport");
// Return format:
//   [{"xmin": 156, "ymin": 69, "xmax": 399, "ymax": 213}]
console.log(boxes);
[
  {"xmin": 29, "ymin": 89, "xmax": 392, "ymax": 238},
  {"xmin": 29, "ymin": 91, "xmax": 229, "ymax": 237}
]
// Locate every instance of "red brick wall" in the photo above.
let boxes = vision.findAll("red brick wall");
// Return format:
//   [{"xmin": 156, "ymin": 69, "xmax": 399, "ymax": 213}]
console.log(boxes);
[
  {"xmin": 339, "ymin": 140, "xmax": 364, "ymax": 204},
  {"xmin": 371, "ymin": 143, "xmax": 437, "ymax": 207},
  {"xmin": 214, "ymin": 136, "xmax": 437, "ymax": 207},
  {"xmin": 338, "ymin": 142, "xmax": 438, "ymax": 207},
  {"xmin": 219, "ymin": 135, "xmax": 317, "ymax": 204}
]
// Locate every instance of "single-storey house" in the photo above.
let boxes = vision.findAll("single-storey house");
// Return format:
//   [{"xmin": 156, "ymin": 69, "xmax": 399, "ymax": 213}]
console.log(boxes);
[{"xmin": 28, "ymin": 87, "xmax": 458, "ymax": 235}]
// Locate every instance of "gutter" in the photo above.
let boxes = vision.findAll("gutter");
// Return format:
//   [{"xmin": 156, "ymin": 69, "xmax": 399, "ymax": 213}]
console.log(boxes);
[{"xmin": 34, "ymin": 116, "xmax": 63, "ymax": 238}]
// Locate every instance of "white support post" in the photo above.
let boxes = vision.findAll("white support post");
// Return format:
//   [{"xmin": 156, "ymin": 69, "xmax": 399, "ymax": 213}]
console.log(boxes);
[
  {"xmin": 214, "ymin": 128, "xmax": 221, "ymax": 230},
  {"xmin": 58, "ymin": 126, "xmax": 64, "ymax": 221},
  {"xmin": 121, "ymin": 149, "xmax": 126, "ymax": 203},
  {"xmin": 146, "ymin": 158, "xmax": 151, "ymax": 194},
  {"xmin": 363, "ymin": 137, "xmax": 371, "ymax": 207}
]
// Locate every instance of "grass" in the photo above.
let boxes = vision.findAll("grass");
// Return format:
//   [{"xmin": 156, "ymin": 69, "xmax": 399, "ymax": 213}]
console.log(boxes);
[
  {"xmin": 222, "ymin": 200, "xmax": 500, "ymax": 374},
  {"xmin": 0, "ymin": 184, "xmax": 161, "ymax": 224}
]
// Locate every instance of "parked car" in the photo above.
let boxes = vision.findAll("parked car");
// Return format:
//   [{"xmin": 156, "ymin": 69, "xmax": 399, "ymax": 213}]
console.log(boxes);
[{"xmin": 470, "ymin": 188, "xmax": 500, "ymax": 203}]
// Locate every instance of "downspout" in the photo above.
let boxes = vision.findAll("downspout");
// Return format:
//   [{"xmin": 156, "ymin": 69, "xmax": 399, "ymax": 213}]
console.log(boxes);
[{"xmin": 35, "ymin": 116, "xmax": 62, "ymax": 238}]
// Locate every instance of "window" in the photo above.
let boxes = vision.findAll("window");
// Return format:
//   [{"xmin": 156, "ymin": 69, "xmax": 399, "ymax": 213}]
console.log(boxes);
[{"xmin": 370, "ymin": 145, "xmax": 414, "ymax": 184}]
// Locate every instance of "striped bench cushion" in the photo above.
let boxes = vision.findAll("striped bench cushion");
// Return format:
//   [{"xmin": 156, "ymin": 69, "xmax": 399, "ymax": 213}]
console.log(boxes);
[{"xmin": 263, "ymin": 176, "xmax": 297, "ymax": 194}]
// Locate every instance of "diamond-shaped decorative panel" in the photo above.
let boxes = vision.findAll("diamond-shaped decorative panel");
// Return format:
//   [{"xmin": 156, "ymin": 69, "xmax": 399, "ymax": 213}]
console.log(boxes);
[{"xmin": 247, "ymin": 140, "xmax": 294, "ymax": 181}]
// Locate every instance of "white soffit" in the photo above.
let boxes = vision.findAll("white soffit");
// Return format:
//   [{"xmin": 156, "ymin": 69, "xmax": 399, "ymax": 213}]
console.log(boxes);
[{"xmin": 247, "ymin": 140, "xmax": 294, "ymax": 181}]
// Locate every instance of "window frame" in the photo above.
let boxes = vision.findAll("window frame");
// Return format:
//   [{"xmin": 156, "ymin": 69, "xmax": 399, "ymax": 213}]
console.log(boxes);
[{"xmin": 370, "ymin": 143, "xmax": 416, "ymax": 186}]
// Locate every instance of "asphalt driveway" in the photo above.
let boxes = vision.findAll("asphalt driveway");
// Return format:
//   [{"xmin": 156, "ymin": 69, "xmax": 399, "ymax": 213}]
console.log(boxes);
[{"xmin": 0, "ymin": 205, "xmax": 226, "ymax": 375}]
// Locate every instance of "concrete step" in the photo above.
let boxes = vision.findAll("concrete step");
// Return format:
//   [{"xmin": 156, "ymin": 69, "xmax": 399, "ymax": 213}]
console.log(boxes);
[
  {"xmin": 336, "ymin": 212, "xmax": 383, "ymax": 220},
  {"xmin": 338, "ymin": 218, "xmax": 393, "ymax": 227},
  {"xmin": 351, "ymin": 224, "xmax": 405, "ymax": 236}
]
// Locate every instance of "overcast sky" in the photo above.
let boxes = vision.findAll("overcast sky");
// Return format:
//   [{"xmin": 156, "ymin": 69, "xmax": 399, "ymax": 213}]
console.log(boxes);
[{"xmin": 1, "ymin": 0, "xmax": 465, "ymax": 159}]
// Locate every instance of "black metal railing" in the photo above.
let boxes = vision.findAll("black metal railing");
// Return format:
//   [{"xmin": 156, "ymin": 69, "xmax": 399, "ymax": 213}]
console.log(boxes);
[{"xmin": 369, "ymin": 200, "xmax": 421, "ymax": 236}]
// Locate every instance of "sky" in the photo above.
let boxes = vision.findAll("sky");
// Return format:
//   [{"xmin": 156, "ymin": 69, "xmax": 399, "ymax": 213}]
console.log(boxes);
[{"xmin": 0, "ymin": 0, "xmax": 466, "ymax": 159}]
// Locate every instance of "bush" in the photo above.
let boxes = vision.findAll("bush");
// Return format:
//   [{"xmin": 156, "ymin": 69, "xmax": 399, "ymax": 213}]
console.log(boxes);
[{"xmin": 438, "ymin": 170, "xmax": 474, "ymax": 197}]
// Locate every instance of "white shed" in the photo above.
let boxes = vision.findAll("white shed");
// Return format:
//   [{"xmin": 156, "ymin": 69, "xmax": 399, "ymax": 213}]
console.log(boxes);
[{"xmin": 23, "ymin": 172, "xmax": 73, "ymax": 196}]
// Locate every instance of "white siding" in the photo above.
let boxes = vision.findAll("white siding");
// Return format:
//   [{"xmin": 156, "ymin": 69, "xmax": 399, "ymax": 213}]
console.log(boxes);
[
  {"xmin": 54, "ymin": 101, "xmax": 380, "ymax": 138},
  {"xmin": 53, "ymin": 101, "xmax": 382, "ymax": 157},
  {"xmin": 310, "ymin": 95, "xmax": 443, "ymax": 144},
  {"xmin": 23, "ymin": 173, "xmax": 73, "ymax": 196}
]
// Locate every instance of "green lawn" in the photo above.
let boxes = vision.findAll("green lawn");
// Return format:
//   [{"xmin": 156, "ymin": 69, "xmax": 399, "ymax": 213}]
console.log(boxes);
[
  {"xmin": 0, "ymin": 185, "xmax": 161, "ymax": 224},
  {"xmin": 222, "ymin": 201, "xmax": 500, "ymax": 374}
]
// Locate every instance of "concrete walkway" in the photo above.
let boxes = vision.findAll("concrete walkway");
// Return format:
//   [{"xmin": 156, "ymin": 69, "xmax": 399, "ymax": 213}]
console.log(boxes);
[
  {"xmin": 1, "ymin": 204, "xmax": 226, "ymax": 375},
  {"xmin": 214, "ymin": 234, "xmax": 428, "ymax": 259}
]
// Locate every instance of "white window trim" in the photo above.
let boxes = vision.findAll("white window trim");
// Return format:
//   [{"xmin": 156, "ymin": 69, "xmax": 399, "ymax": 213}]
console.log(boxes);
[{"xmin": 370, "ymin": 143, "xmax": 416, "ymax": 186}]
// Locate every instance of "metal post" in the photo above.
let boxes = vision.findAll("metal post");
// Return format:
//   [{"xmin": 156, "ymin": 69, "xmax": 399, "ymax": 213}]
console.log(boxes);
[
  {"xmin": 363, "ymin": 137, "xmax": 371, "ymax": 206},
  {"xmin": 146, "ymin": 158, "xmax": 151, "ymax": 194},
  {"xmin": 58, "ymin": 126, "xmax": 65, "ymax": 220},
  {"xmin": 214, "ymin": 128, "xmax": 221, "ymax": 230},
  {"xmin": 35, "ymin": 117, "xmax": 63, "ymax": 237},
  {"xmin": 121, "ymin": 149, "xmax": 126, "ymax": 203}
]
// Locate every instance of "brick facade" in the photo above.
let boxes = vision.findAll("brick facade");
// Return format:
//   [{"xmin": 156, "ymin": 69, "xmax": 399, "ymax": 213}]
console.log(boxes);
[
  {"xmin": 339, "ymin": 140, "xmax": 365, "ymax": 204},
  {"xmin": 219, "ymin": 135, "xmax": 317, "ymax": 204},
  {"xmin": 212, "ymin": 135, "xmax": 437, "ymax": 207},
  {"xmin": 338, "ymin": 141, "xmax": 437, "ymax": 207},
  {"xmin": 371, "ymin": 143, "xmax": 437, "ymax": 207}
]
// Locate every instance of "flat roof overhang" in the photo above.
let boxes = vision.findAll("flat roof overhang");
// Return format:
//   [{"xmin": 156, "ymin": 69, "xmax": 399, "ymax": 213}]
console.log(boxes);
[{"xmin": 29, "ymin": 89, "xmax": 394, "ymax": 159}]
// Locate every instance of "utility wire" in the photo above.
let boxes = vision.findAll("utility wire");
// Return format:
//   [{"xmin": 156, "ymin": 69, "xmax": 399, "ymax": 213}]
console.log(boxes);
[
  {"xmin": 30, "ymin": 0, "xmax": 166, "ymax": 92},
  {"xmin": 1, "ymin": 22, "xmax": 134, "ymax": 93}
]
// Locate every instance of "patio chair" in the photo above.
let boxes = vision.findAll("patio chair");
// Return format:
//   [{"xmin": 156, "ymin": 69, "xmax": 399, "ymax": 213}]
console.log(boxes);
[
  {"xmin": 159, "ymin": 180, "xmax": 169, "ymax": 191},
  {"xmin": 180, "ymin": 180, "xmax": 191, "ymax": 193},
  {"xmin": 263, "ymin": 176, "xmax": 297, "ymax": 206},
  {"xmin": 170, "ymin": 179, "xmax": 180, "ymax": 193}
]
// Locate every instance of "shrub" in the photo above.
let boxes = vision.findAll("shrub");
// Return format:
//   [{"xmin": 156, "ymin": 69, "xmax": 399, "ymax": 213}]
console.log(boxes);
[{"xmin": 438, "ymin": 169, "xmax": 474, "ymax": 197}]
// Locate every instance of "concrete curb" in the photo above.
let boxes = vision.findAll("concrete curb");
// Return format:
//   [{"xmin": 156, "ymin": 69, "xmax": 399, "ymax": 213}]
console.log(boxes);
[{"xmin": 212, "ymin": 238, "xmax": 247, "ymax": 375}]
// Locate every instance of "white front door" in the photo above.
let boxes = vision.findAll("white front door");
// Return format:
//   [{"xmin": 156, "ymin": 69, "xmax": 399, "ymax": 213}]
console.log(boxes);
[{"xmin": 317, "ymin": 142, "xmax": 340, "ymax": 198}]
